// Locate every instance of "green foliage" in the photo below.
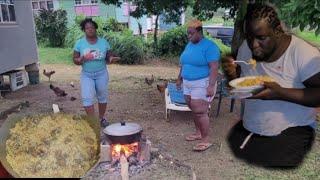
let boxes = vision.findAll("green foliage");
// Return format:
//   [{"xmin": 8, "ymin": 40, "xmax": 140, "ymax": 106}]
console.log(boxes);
[
  {"xmin": 103, "ymin": 18, "xmax": 127, "ymax": 32},
  {"xmin": 281, "ymin": 0, "xmax": 320, "ymax": 35},
  {"xmin": 205, "ymin": 35, "xmax": 231, "ymax": 56},
  {"xmin": 104, "ymin": 30, "xmax": 144, "ymax": 64},
  {"xmin": 157, "ymin": 25, "xmax": 231, "ymax": 57},
  {"xmin": 203, "ymin": 17, "xmax": 234, "ymax": 27},
  {"xmin": 102, "ymin": 0, "xmax": 192, "ymax": 45},
  {"xmin": 64, "ymin": 23, "xmax": 84, "ymax": 48},
  {"xmin": 294, "ymin": 29, "xmax": 320, "ymax": 47},
  {"xmin": 34, "ymin": 9, "xmax": 68, "ymax": 47},
  {"xmin": 158, "ymin": 26, "xmax": 188, "ymax": 56}
]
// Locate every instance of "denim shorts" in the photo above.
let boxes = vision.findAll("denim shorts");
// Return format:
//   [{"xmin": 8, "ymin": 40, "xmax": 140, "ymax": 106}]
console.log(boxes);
[
  {"xmin": 183, "ymin": 77, "xmax": 216, "ymax": 102},
  {"xmin": 80, "ymin": 68, "xmax": 109, "ymax": 107}
]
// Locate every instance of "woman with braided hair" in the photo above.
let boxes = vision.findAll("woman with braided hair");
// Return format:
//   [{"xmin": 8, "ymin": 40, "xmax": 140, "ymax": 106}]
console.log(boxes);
[{"xmin": 222, "ymin": 3, "xmax": 320, "ymax": 167}]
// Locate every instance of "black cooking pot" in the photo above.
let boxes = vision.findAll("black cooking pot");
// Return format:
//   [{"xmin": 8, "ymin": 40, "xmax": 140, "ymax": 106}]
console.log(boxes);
[{"xmin": 103, "ymin": 121, "xmax": 143, "ymax": 145}]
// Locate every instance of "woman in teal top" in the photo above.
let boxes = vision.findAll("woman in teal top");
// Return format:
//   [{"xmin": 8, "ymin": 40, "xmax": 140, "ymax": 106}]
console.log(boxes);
[
  {"xmin": 176, "ymin": 19, "xmax": 220, "ymax": 151},
  {"xmin": 73, "ymin": 18, "xmax": 117, "ymax": 128}
]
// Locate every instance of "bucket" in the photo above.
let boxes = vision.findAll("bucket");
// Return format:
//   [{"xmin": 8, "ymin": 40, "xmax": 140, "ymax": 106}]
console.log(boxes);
[{"xmin": 27, "ymin": 71, "xmax": 39, "ymax": 85}]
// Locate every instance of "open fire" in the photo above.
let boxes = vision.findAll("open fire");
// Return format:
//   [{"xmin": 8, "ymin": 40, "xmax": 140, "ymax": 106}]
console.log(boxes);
[{"xmin": 111, "ymin": 142, "xmax": 139, "ymax": 160}]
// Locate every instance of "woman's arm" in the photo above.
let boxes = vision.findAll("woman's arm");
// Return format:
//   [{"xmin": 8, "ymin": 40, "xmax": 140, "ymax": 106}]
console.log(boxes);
[
  {"xmin": 250, "ymin": 72, "xmax": 320, "ymax": 107},
  {"xmin": 73, "ymin": 51, "xmax": 83, "ymax": 65},
  {"xmin": 207, "ymin": 61, "xmax": 219, "ymax": 97},
  {"xmin": 176, "ymin": 66, "xmax": 183, "ymax": 89},
  {"xmin": 105, "ymin": 51, "xmax": 120, "ymax": 64}
]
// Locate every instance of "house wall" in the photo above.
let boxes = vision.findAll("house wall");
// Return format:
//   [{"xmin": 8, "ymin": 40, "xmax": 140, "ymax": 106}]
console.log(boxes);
[
  {"xmin": 0, "ymin": 0, "xmax": 38, "ymax": 74},
  {"xmin": 58, "ymin": 0, "xmax": 147, "ymax": 35},
  {"xmin": 58, "ymin": 0, "xmax": 117, "ymax": 26},
  {"xmin": 114, "ymin": 3, "xmax": 147, "ymax": 35}
]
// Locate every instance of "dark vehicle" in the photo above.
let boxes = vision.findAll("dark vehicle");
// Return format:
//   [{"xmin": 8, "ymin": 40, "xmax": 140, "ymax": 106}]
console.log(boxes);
[{"xmin": 203, "ymin": 25, "xmax": 234, "ymax": 47}]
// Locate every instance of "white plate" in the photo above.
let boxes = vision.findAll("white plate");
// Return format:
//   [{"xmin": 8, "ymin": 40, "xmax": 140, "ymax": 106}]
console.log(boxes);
[
  {"xmin": 229, "ymin": 90, "xmax": 253, "ymax": 99},
  {"xmin": 229, "ymin": 76, "xmax": 264, "ymax": 92}
]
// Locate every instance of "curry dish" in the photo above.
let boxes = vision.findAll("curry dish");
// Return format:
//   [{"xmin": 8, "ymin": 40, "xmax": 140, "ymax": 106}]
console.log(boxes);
[
  {"xmin": 6, "ymin": 114, "xmax": 98, "ymax": 178},
  {"xmin": 237, "ymin": 76, "xmax": 274, "ymax": 87}
]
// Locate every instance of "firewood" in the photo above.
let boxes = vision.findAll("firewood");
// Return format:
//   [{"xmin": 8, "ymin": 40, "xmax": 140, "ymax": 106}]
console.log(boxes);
[{"xmin": 120, "ymin": 155, "xmax": 129, "ymax": 180}]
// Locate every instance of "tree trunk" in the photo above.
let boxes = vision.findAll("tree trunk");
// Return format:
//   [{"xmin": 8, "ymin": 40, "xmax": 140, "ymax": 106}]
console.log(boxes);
[
  {"xmin": 153, "ymin": 14, "xmax": 160, "ymax": 48},
  {"xmin": 231, "ymin": 0, "xmax": 249, "ymax": 56}
]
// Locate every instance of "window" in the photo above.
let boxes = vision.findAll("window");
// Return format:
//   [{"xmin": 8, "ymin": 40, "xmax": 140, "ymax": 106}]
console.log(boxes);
[
  {"xmin": 32, "ymin": 0, "xmax": 54, "ymax": 10},
  {"xmin": 32, "ymin": 2, "xmax": 39, "ymax": 9},
  {"xmin": 39, "ymin": 1, "xmax": 46, "ymax": 9},
  {"xmin": 74, "ymin": 0, "xmax": 98, "ymax": 5},
  {"xmin": 75, "ymin": 0, "xmax": 81, "ymax": 5},
  {"xmin": 0, "ymin": 0, "xmax": 16, "ymax": 23},
  {"xmin": 47, "ymin": 1, "xmax": 53, "ymax": 10}
]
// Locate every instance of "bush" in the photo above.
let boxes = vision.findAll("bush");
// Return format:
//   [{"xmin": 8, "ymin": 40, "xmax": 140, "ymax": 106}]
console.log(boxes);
[
  {"xmin": 104, "ymin": 30, "xmax": 144, "ymax": 64},
  {"xmin": 204, "ymin": 33, "xmax": 231, "ymax": 56},
  {"xmin": 34, "ymin": 9, "xmax": 68, "ymax": 47},
  {"xmin": 158, "ymin": 26, "xmax": 188, "ymax": 56},
  {"xmin": 157, "ymin": 25, "xmax": 231, "ymax": 57},
  {"xmin": 103, "ymin": 18, "xmax": 127, "ymax": 32}
]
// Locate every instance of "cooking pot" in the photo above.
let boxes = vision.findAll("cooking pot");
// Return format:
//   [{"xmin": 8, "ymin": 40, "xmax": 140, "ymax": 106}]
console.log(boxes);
[
  {"xmin": 103, "ymin": 121, "xmax": 143, "ymax": 145},
  {"xmin": 0, "ymin": 114, "xmax": 101, "ymax": 178}
]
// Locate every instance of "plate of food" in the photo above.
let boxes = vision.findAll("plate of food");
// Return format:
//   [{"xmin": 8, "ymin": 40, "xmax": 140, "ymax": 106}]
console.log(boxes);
[{"xmin": 228, "ymin": 75, "xmax": 274, "ymax": 98}]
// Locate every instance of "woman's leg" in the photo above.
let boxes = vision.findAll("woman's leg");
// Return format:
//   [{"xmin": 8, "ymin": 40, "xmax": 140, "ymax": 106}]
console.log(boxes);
[
  {"xmin": 95, "ymin": 69, "xmax": 109, "ymax": 120},
  {"xmin": 184, "ymin": 95, "xmax": 201, "ymax": 140},
  {"xmin": 98, "ymin": 103, "xmax": 107, "ymax": 119},
  {"xmin": 190, "ymin": 99, "xmax": 210, "ymax": 143},
  {"xmin": 81, "ymin": 71, "xmax": 96, "ymax": 116}
]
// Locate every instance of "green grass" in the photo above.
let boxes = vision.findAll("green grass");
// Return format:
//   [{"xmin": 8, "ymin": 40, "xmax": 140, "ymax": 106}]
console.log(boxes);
[
  {"xmin": 38, "ymin": 47, "xmax": 73, "ymax": 65},
  {"xmin": 294, "ymin": 30, "xmax": 320, "ymax": 47}
]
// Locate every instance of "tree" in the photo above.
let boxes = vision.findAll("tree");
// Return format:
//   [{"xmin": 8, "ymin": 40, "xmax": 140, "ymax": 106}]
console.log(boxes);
[
  {"xmin": 34, "ymin": 9, "xmax": 68, "ymax": 47},
  {"xmin": 102, "ymin": 0, "xmax": 192, "ymax": 46},
  {"xmin": 280, "ymin": 0, "xmax": 320, "ymax": 35},
  {"xmin": 191, "ymin": 0, "xmax": 320, "ymax": 54}
]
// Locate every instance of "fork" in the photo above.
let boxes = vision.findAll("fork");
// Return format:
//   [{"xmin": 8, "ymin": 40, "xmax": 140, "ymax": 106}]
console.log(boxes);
[{"xmin": 233, "ymin": 60, "xmax": 251, "ymax": 65}]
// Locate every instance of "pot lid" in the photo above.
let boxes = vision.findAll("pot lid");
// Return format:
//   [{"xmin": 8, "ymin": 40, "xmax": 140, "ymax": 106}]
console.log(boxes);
[{"xmin": 103, "ymin": 121, "xmax": 142, "ymax": 136}]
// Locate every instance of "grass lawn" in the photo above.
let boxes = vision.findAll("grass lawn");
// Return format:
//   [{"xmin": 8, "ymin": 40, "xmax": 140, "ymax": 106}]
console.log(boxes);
[
  {"xmin": 294, "ymin": 30, "xmax": 320, "ymax": 47},
  {"xmin": 38, "ymin": 47, "xmax": 73, "ymax": 65}
]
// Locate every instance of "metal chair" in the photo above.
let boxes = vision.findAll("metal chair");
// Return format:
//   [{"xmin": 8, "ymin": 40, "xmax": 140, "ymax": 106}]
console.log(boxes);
[{"xmin": 215, "ymin": 74, "xmax": 235, "ymax": 117}]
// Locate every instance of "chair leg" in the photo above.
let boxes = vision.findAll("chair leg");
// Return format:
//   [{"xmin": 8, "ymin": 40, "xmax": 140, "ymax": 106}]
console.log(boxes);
[
  {"xmin": 165, "ymin": 108, "xmax": 168, "ymax": 119},
  {"xmin": 230, "ymin": 98, "xmax": 235, "ymax": 112},
  {"xmin": 216, "ymin": 94, "xmax": 223, "ymax": 118}
]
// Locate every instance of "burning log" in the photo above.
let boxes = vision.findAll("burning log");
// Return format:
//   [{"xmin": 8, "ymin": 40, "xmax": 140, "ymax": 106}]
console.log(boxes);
[{"xmin": 120, "ymin": 154, "xmax": 129, "ymax": 180}]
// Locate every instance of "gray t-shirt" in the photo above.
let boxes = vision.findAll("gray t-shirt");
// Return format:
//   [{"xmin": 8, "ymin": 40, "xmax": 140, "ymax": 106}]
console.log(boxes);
[{"xmin": 237, "ymin": 36, "xmax": 320, "ymax": 136}]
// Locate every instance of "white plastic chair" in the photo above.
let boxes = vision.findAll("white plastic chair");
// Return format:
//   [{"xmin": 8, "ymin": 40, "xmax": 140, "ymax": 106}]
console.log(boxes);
[{"xmin": 164, "ymin": 88, "xmax": 191, "ymax": 119}]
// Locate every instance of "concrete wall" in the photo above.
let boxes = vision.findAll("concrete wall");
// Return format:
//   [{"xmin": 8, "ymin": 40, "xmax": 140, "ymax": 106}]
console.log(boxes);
[{"xmin": 0, "ymin": 0, "xmax": 38, "ymax": 74}]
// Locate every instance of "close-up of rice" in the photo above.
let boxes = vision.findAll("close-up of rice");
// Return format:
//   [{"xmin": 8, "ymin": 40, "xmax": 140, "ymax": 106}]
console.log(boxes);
[
  {"xmin": 5, "ymin": 114, "xmax": 99, "ymax": 178},
  {"xmin": 237, "ymin": 76, "xmax": 274, "ymax": 87},
  {"xmin": 248, "ymin": 58, "xmax": 257, "ymax": 69}
]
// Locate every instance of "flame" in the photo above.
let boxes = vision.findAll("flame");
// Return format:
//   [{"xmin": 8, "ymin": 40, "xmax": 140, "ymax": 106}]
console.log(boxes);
[{"xmin": 111, "ymin": 142, "xmax": 139, "ymax": 159}]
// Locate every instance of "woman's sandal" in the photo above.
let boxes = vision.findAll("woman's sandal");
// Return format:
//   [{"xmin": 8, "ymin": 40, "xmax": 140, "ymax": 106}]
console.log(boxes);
[
  {"xmin": 193, "ymin": 142, "xmax": 213, "ymax": 151},
  {"xmin": 185, "ymin": 134, "xmax": 202, "ymax": 141}
]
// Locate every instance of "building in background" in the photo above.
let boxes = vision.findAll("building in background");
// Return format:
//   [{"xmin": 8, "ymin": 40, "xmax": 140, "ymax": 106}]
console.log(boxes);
[
  {"xmin": 31, "ymin": 0, "xmax": 185, "ymax": 35},
  {"xmin": 0, "ymin": 0, "xmax": 40, "ymax": 88}
]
